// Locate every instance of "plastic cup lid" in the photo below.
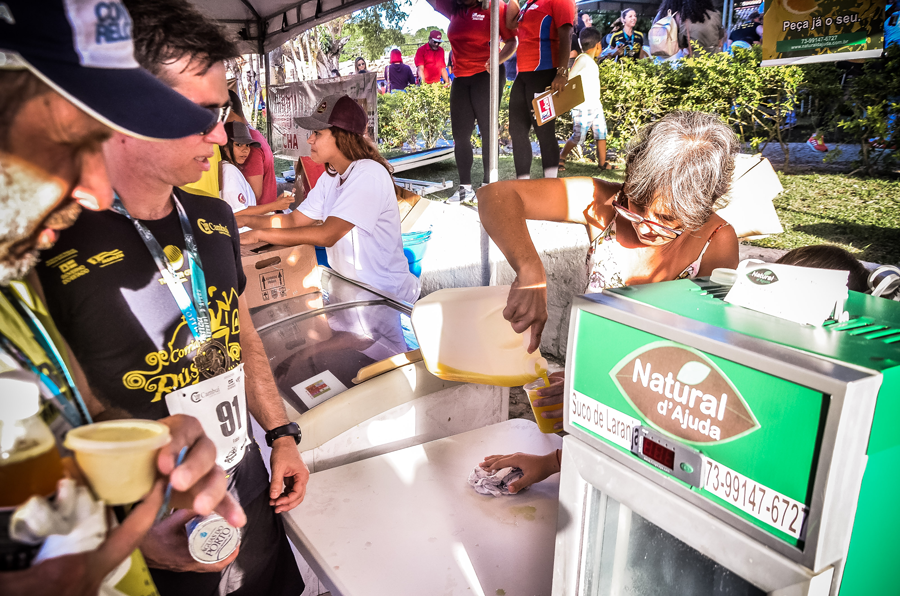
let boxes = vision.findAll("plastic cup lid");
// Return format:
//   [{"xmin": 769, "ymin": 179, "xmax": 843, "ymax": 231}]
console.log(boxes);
[
  {"xmin": 710, "ymin": 267, "xmax": 738, "ymax": 286},
  {"xmin": 0, "ymin": 375, "xmax": 40, "ymax": 421},
  {"xmin": 64, "ymin": 419, "xmax": 171, "ymax": 452}
]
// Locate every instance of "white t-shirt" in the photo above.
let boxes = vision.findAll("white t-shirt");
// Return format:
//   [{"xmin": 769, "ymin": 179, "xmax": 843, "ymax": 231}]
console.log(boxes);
[
  {"xmin": 570, "ymin": 53, "xmax": 601, "ymax": 110},
  {"xmin": 220, "ymin": 161, "xmax": 257, "ymax": 213},
  {"xmin": 298, "ymin": 159, "xmax": 420, "ymax": 303}
]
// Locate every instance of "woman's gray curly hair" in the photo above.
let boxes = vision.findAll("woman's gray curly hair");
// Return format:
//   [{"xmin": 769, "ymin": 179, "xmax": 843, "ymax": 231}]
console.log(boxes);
[{"xmin": 623, "ymin": 111, "xmax": 739, "ymax": 231}]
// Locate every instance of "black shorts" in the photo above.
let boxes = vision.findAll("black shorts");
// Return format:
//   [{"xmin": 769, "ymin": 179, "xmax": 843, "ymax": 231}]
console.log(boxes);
[{"xmin": 150, "ymin": 444, "xmax": 304, "ymax": 596}]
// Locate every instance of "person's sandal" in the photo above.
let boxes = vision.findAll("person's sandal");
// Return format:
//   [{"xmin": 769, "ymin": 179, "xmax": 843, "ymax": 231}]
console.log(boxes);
[
  {"xmin": 599, "ymin": 162, "xmax": 618, "ymax": 170},
  {"xmin": 558, "ymin": 163, "xmax": 567, "ymax": 172}
]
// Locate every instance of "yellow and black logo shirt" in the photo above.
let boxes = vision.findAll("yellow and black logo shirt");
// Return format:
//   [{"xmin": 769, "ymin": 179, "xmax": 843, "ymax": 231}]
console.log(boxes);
[{"xmin": 37, "ymin": 190, "xmax": 247, "ymax": 420}]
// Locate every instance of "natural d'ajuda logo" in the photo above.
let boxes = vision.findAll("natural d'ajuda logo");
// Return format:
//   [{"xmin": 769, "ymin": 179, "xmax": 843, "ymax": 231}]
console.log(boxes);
[
  {"xmin": 748, "ymin": 268, "xmax": 778, "ymax": 285},
  {"xmin": 610, "ymin": 342, "xmax": 759, "ymax": 444}
]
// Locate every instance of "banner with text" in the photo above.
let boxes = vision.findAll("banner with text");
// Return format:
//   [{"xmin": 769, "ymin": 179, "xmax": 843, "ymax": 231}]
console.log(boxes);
[
  {"xmin": 762, "ymin": 0, "xmax": 884, "ymax": 66},
  {"xmin": 268, "ymin": 73, "xmax": 378, "ymax": 160}
]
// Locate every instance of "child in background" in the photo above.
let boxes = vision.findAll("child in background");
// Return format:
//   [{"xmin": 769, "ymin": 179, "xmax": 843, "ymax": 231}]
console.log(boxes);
[
  {"xmin": 775, "ymin": 244, "xmax": 900, "ymax": 300},
  {"xmin": 775, "ymin": 245, "xmax": 870, "ymax": 293},
  {"xmin": 559, "ymin": 28, "xmax": 615, "ymax": 170}
]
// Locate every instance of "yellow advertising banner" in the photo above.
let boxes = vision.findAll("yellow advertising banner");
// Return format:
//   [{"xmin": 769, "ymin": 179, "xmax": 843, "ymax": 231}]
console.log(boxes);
[{"xmin": 761, "ymin": 0, "xmax": 885, "ymax": 66}]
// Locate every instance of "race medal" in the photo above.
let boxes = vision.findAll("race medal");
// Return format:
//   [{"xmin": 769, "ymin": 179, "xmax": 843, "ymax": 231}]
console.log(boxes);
[
  {"xmin": 195, "ymin": 339, "xmax": 230, "ymax": 379},
  {"xmin": 164, "ymin": 364, "xmax": 249, "ymax": 469}
]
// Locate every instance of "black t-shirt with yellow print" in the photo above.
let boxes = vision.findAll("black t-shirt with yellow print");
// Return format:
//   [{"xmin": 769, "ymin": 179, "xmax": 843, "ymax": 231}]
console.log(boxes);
[
  {"xmin": 609, "ymin": 29, "xmax": 646, "ymax": 59},
  {"xmin": 37, "ymin": 189, "xmax": 246, "ymax": 420}
]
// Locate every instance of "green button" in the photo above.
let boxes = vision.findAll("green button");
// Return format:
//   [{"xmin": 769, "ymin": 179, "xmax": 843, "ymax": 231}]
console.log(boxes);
[{"xmin": 680, "ymin": 462, "xmax": 693, "ymax": 474}]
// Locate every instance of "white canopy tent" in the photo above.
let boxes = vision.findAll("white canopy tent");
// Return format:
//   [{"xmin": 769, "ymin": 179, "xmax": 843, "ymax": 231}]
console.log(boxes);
[
  {"xmin": 190, "ymin": 0, "xmax": 384, "ymax": 54},
  {"xmin": 189, "ymin": 0, "xmax": 503, "ymax": 186}
]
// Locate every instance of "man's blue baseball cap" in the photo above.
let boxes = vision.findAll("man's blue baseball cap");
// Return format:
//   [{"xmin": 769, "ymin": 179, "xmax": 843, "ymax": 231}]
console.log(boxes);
[{"xmin": 0, "ymin": 0, "xmax": 216, "ymax": 140}]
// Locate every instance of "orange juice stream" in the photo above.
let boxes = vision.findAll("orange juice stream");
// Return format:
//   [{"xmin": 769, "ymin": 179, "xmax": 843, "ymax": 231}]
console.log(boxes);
[{"xmin": 540, "ymin": 370, "xmax": 550, "ymax": 388}]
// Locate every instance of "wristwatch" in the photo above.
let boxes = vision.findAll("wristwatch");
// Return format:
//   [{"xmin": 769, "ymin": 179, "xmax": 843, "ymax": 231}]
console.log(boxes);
[
  {"xmin": 556, "ymin": 66, "xmax": 568, "ymax": 76},
  {"xmin": 265, "ymin": 422, "xmax": 301, "ymax": 447}
]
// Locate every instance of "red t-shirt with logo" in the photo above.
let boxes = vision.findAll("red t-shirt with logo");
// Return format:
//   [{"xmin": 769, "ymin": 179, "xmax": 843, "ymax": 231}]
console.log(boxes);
[
  {"xmin": 414, "ymin": 43, "xmax": 447, "ymax": 83},
  {"xmin": 435, "ymin": 0, "xmax": 517, "ymax": 78},
  {"xmin": 515, "ymin": 0, "xmax": 576, "ymax": 72}
]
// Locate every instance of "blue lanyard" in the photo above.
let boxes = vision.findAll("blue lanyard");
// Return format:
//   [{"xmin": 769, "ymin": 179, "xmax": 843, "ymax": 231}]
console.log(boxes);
[
  {"xmin": 111, "ymin": 194, "xmax": 212, "ymax": 343},
  {"xmin": 1, "ymin": 288, "xmax": 92, "ymax": 427}
]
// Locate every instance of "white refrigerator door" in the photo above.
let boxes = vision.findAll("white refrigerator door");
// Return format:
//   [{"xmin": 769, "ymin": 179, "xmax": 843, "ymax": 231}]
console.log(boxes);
[{"xmin": 552, "ymin": 436, "xmax": 835, "ymax": 596}]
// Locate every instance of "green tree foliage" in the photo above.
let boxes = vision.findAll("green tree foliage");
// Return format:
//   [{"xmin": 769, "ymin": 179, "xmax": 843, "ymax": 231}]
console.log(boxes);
[
  {"xmin": 596, "ymin": 45, "xmax": 803, "ymax": 164},
  {"xmin": 407, "ymin": 27, "xmax": 447, "ymax": 47},
  {"xmin": 797, "ymin": 62, "xmax": 845, "ymax": 135},
  {"xmin": 378, "ymin": 84, "xmax": 452, "ymax": 149},
  {"xmin": 342, "ymin": 0, "xmax": 412, "ymax": 61},
  {"xmin": 832, "ymin": 45, "xmax": 900, "ymax": 175}
]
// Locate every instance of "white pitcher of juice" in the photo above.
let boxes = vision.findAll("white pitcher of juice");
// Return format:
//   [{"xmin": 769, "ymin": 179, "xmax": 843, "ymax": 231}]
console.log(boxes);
[{"xmin": 411, "ymin": 285, "xmax": 548, "ymax": 387}]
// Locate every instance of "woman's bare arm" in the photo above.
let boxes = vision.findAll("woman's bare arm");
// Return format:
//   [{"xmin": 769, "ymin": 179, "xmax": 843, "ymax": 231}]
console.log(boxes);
[
  {"xmin": 236, "ymin": 209, "xmax": 314, "ymax": 231},
  {"xmin": 505, "ymin": 0, "xmax": 520, "ymax": 30},
  {"xmin": 476, "ymin": 177, "xmax": 612, "ymax": 351},
  {"xmin": 240, "ymin": 216, "xmax": 354, "ymax": 248},
  {"xmin": 498, "ymin": 37, "xmax": 518, "ymax": 64}
]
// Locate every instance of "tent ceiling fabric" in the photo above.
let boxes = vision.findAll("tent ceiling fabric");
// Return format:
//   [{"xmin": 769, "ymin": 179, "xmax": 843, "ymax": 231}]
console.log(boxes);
[{"xmin": 190, "ymin": 0, "xmax": 384, "ymax": 54}]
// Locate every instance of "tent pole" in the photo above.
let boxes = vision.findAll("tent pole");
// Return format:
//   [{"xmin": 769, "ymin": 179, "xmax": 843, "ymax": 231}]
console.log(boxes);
[
  {"xmin": 263, "ymin": 50, "xmax": 273, "ymax": 145},
  {"xmin": 723, "ymin": 0, "xmax": 731, "ymax": 41},
  {"xmin": 488, "ymin": 0, "xmax": 499, "ymax": 185},
  {"xmin": 481, "ymin": 0, "xmax": 500, "ymax": 287}
]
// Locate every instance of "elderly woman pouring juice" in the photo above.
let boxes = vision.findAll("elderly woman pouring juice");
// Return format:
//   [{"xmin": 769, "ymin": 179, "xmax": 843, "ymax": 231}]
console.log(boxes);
[{"xmin": 476, "ymin": 111, "xmax": 740, "ymax": 492}]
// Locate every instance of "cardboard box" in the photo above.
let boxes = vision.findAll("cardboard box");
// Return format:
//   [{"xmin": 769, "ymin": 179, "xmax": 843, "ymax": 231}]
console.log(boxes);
[
  {"xmin": 241, "ymin": 243, "xmax": 321, "ymax": 308},
  {"xmin": 395, "ymin": 186, "xmax": 429, "ymax": 233}
]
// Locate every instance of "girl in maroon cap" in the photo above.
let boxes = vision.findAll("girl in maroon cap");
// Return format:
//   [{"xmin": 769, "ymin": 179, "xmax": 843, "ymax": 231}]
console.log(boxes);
[{"xmin": 237, "ymin": 95, "xmax": 420, "ymax": 303}]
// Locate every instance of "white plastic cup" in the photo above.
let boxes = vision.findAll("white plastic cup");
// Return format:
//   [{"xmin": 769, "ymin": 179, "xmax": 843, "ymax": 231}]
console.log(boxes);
[
  {"xmin": 525, "ymin": 379, "xmax": 562, "ymax": 434},
  {"xmin": 64, "ymin": 420, "xmax": 171, "ymax": 505}
]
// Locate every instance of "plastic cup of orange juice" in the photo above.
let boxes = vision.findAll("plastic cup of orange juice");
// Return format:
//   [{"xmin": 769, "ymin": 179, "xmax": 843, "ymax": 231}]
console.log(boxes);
[
  {"xmin": 64, "ymin": 420, "xmax": 171, "ymax": 505},
  {"xmin": 524, "ymin": 379, "xmax": 562, "ymax": 433}
]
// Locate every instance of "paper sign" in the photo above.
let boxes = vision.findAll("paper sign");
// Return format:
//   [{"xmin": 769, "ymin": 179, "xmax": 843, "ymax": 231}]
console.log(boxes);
[
  {"xmin": 724, "ymin": 260, "xmax": 849, "ymax": 326},
  {"xmin": 291, "ymin": 369, "xmax": 349, "ymax": 410},
  {"xmin": 536, "ymin": 95, "xmax": 555, "ymax": 124},
  {"xmin": 761, "ymin": 0, "xmax": 884, "ymax": 66}
]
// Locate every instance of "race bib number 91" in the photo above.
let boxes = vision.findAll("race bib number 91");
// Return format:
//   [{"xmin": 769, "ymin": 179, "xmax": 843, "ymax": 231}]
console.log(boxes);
[{"xmin": 165, "ymin": 363, "xmax": 249, "ymax": 469}]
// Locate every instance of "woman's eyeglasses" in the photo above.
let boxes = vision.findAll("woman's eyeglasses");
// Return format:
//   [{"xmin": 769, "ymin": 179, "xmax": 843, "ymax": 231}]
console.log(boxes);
[
  {"xmin": 198, "ymin": 105, "xmax": 231, "ymax": 136},
  {"xmin": 613, "ymin": 195, "xmax": 683, "ymax": 239}
]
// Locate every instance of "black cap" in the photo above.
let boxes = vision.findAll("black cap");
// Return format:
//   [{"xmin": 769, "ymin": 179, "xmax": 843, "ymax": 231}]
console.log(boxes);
[
  {"xmin": 225, "ymin": 121, "xmax": 260, "ymax": 147},
  {"xmin": 0, "ymin": 0, "xmax": 216, "ymax": 140}
]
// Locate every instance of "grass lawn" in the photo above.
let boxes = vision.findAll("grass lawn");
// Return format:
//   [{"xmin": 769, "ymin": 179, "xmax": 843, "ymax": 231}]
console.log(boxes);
[
  {"xmin": 404, "ymin": 155, "xmax": 900, "ymax": 266},
  {"xmin": 277, "ymin": 152, "xmax": 900, "ymax": 266},
  {"xmin": 754, "ymin": 173, "xmax": 900, "ymax": 266}
]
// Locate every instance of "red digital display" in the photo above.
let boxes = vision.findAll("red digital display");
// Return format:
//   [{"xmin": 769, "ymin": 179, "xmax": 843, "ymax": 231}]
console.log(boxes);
[{"xmin": 642, "ymin": 438, "xmax": 675, "ymax": 470}]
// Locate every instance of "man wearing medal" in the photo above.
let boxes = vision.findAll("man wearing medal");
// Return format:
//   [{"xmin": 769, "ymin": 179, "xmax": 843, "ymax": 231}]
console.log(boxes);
[
  {"xmin": 32, "ymin": 0, "xmax": 307, "ymax": 594},
  {"xmin": 0, "ymin": 0, "xmax": 247, "ymax": 593}
]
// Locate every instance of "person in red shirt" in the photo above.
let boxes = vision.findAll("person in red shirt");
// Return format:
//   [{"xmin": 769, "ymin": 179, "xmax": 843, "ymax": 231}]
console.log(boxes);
[
  {"xmin": 227, "ymin": 89, "xmax": 278, "ymax": 204},
  {"xmin": 415, "ymin": 30, "xmax": 451, "ymax": 85},
  {"xmin": 506, "ymin": 0, "xmax": 576, "ymax": 179},
  {"xmin": 427, "ymin": 0, "xmax": 518, "ymax": 203}
]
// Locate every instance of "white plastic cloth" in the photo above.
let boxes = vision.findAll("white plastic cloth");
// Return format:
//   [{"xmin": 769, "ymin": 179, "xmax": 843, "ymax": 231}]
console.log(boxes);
[
  {"xmin": 715, "ymin": 154, "xmax": 784, "ymax": 239},
  {"xmin": 467, "ymin": 465, "xmax": 525, "ymax": 497},
  {"xmin": 9, "ymin": 478, "xmax": 134, "ymax": 594}
]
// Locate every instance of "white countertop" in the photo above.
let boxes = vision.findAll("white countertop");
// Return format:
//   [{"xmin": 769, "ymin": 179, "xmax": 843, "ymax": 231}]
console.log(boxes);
[{"xmin": 282, "ymin": 419, "xmax": 563, "ymax": 596}]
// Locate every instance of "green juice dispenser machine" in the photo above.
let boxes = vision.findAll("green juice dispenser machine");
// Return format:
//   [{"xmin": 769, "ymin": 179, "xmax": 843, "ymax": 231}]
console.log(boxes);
[{"xmin": 553, "ymin": 279, "xmax": 899, "ymax": 596}]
